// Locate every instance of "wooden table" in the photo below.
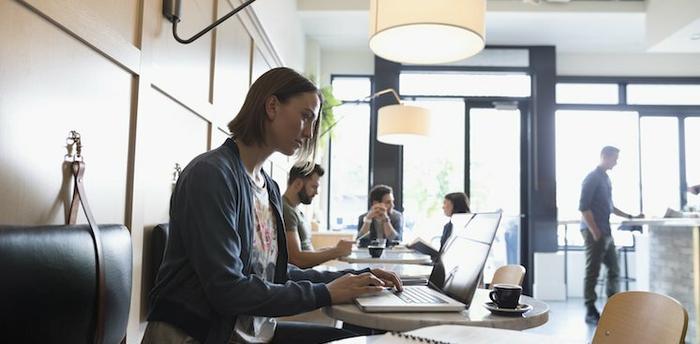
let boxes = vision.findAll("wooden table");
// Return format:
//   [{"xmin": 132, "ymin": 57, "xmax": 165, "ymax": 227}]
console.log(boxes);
[
  {"xmin": 330, "ymin": 325, "xmax": 580, "ymax": 344},
  {"xmin": 340, "ymin": 250, "xmax": 432, "ymax": 265},
  {"xmin": 324, "ymin": 289, "xmax": 549, "ymax": 332}
]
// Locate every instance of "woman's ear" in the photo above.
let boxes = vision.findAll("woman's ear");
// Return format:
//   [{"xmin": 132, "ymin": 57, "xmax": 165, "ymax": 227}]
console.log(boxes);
[{"xmin": 265, "ymin": 95, "xmax": 279, "ymax": 121}]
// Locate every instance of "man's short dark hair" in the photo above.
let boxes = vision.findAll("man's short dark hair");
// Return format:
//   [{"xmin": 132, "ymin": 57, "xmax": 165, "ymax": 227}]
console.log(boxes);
[
  {"xmin": 369, "ymin": 184, "xmax": 393, "ymax": 203},
  {"xmin": 287, "ymin": 163, "xmax": 324, "ymax": 185},
  {"xmin": 601, "ymin": 146, "xmax": 620, "ymax": 157}
]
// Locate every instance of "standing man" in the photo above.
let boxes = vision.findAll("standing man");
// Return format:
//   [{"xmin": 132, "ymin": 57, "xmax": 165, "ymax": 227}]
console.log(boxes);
[
  {"xmin": 356, "ymin": 185, "xmax": 404, "ymax": 247},
  {"xmin": 283, "ymin": 164, "xmax": 353, "ymax": 268},
  {"xmin": 579, "ymin": 146, "xmax": 643, "ymax": 325}
]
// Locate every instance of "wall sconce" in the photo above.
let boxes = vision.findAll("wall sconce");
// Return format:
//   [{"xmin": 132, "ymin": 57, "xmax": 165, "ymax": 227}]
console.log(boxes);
[
  {"xmin": 369, "ymin": 0, "xmax": 486, "ymax": 64},
  {"xmin": 366, "ymin": 89, "xmax": 431, "ymax": 146},
  {"xmin": 163, "ymin": 0, "xmax": 257, "ymax": 44}
]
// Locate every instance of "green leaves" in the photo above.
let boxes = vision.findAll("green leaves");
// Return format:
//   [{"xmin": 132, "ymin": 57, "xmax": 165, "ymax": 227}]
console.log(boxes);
[{"xmin": 320, "ymin": 85, "xmax": 342, "ymax": 138}]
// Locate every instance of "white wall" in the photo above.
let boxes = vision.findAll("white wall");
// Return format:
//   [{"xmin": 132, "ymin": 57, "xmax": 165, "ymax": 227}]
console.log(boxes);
[
  {"xmin": 320, "ymin": 49, "xmax": 374, "ymax": 86},
  {"xmin": 557, "ymin": 52, "xmax": 700, "ymax": 77},
  {"xmin": 305, "ymin": 38, "xmax": 322, "ymax": 84},
  {"xmin": 251, "ymin": 0, "xmax": 306, "ymax": 71}
]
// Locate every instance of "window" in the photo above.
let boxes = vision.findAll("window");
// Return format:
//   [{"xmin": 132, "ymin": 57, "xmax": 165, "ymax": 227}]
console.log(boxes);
[
  {"xmin": 686, "ymin": 118, "xmax": 700, "ymax": 210},
  {"xmin": 469, "ymin": 107, "xmax": 522, "ymax": 272},
  {"xmin": 402, "ymin": 98, "xmax": 465, "ymax": 242},
  {"xmin": 555, "ymin": 110, "xmax": 640, "ymax": 246},
  {"xmin": 640, "ymin": 117, "xmax": 680, "ymax": 216},
  {"xmin": 556, "ymin": 83, "xmax": 619, "ymax": 104},
  {"xmin": 400, "ymin": 72, "xmax": 531, "ymax": 97},
  {"xmin": 332, "ymin": 78, "xmax": 372, "ymax": 101},
  {"xmin": 328, "ymin": 77, "xmax": 372, "ymax": 231},
  {"xmin": 627, "ymin": 84, "xmax": 700, "ymax": 105}
]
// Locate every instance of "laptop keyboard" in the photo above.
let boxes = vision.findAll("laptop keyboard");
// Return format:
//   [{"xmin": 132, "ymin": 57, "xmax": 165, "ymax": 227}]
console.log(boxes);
[{"xmin": 395, "ymin": 287, "xmax": 447, "ymax": 304}]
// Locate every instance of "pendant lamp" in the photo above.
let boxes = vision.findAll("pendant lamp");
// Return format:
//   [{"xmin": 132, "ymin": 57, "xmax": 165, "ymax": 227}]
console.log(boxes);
[{"xmin": 369, "ymin": 0, "xmax": 486, "ymax": 64}]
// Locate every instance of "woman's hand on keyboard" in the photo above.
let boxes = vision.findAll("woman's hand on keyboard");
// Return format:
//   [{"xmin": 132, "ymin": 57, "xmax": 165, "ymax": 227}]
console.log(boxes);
[
  {"xmin": 370, "ymin": 268, "xmax": 403, "ymax": 292},
  {"xmin": 327, "ymin": 272, "xmax": 386, "ymax": 304}
]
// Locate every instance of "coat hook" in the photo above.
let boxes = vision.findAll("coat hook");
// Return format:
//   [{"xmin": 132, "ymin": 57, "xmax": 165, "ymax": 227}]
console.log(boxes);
[{"xmin": 65, "ymin": 130, "xmax": 83, "ymax": 162}]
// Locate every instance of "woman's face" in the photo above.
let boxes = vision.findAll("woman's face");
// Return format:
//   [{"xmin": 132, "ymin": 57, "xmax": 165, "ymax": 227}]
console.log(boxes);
[
  {"xmin": 266, "ymin": 91, "xmax": 320, "ymax": 156},
  {"xmin": 442, "ymin": 199, "xmax": 453, "ymax": 217}
]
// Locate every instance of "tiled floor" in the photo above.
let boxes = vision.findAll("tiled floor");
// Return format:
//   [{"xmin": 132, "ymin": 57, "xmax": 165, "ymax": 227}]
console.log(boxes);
[{"xmin": 523, "ymin": 297, "xmax": 600, "ymax": 343}]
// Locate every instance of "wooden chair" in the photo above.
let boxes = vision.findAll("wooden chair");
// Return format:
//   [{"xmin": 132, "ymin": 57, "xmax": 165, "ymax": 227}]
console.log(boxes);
[
  {"xmin": 593, "ymin": 291, "xmax": 688, "ymax": 344},
  {"xmin": 491, "ymin": 264, "xmax": 526, "ymax": 287}
]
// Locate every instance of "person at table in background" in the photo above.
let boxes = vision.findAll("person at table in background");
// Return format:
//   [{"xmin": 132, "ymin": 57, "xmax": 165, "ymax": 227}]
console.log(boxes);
[
  {"xmin": 283, "ymin": 163, "xmax": 353, "ymax": 268},
  {"xmin": 143, "ymin": 67, "xmax": 402, "ymax": 344},
  {"xmin": 356, "ymin": 184, "xmax": 404, "ymax": 247},
  {"xmin": 439, "ymin": 192, "xmax": 470, "ymax": 251},
  {"xmin": 579, "ymin": 145, "xmax": 643, "ymax": 325}
]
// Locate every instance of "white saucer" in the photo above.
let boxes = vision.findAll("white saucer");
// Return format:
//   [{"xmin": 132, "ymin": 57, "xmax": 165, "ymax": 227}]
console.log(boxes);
[{"xmin": 483, "ymin": 302, "xmax": 532, "ymax": 316}]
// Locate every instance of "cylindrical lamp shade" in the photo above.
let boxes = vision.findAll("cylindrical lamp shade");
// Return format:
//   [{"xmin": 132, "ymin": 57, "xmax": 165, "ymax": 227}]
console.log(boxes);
[
  {"xmin": 369, "ymin": 0, "xmax": 486, "ymax": 65},
  {"xmin": 377, "ymin": 104, "xmax": 431, "ymax": 145}
]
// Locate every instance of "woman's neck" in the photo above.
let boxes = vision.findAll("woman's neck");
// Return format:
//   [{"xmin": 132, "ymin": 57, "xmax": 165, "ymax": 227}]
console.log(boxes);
[{"xmin": 235, "ymin": 140, "xmax": 273, "ymax": 179}]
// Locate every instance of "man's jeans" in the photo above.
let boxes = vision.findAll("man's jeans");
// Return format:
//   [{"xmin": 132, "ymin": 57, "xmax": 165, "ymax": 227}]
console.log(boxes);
[{"xmin": 582, "ymin": 230, "xmax": 620, "ymax": 307}]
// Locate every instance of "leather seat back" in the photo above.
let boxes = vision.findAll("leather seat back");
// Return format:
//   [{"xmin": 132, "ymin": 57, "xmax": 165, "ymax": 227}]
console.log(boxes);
[
  {"xmin": 0, "ymin": 224, "xmax": 132, "ymax": 343},
  {"xmin": 150, "ymin": 223, "xmax": 169, "ymax": 289}
]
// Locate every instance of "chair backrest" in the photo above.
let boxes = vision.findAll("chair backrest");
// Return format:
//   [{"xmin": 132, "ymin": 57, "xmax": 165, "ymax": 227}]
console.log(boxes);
[
  {"xmin": 593, "ymin": 291, "xmax": 688, "ymax": 344},
  {"xmin": 0, "ymin": 224, "xmax": 132, "ymax": 343},
  {"xmin": 491, "ymin": 264, "xmax": 526, "ymax": 287}
]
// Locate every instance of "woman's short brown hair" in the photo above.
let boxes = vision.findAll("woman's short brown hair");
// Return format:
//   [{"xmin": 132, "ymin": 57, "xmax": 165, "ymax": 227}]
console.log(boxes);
[
  {"xmin": 228, "ymin": 67, "xmax": 322, "ymax": 167},
  {"xmin": 445, "ymin": 192, "xmax": 470, "ymax": 214}
]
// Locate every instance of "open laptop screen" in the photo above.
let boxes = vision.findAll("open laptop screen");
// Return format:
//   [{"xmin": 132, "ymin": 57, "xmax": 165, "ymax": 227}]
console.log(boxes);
[{"xmin": 438, "ymin": 212, "xmax": 502, "ymax": 307}]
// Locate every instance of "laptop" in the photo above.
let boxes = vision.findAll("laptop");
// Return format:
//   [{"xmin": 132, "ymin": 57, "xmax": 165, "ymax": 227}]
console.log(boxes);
[{"xmin": 354, "ymin": 211, "xmax": 502, "ymax": 312}]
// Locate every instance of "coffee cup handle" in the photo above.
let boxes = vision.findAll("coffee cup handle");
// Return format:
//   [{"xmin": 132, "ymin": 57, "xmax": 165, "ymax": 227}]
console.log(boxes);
[{"xmin": 489, "ymin": 290, "xmax": 498, "ymax": 304}]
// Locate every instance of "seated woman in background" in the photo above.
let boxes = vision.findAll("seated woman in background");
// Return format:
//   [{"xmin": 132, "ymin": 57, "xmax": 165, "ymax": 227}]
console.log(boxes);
[{"xmin": 440, "ymin": 192, "xmax": 470, "ymax": 251}]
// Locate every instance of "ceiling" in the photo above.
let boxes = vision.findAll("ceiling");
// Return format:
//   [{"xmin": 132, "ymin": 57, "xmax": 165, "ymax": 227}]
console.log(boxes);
[{"xmin": 297, "ymin": 0, "xmax": 652, "ymax": 53}]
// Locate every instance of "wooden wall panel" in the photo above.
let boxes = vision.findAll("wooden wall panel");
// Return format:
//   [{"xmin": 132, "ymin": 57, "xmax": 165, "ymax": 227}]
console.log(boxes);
[
  {"xmin": 18, "ymin": 0, "xmax": 141, "ymax": 73},
  {"xmin": 147, "ymin": 0, "xmax": 214, "ymax": 108},
  {"xmin": 212, "ymin": 13, "xmax": 251, "ymax": 130},
  {"xmin": 64, "ymin": 0, "xmax": 140, "ymax": 45},
  {"xmin": 2, "ymin": 0, "xmax": 286, "ymax": 342},
  {"xmin": 138, "ymin": 88, "xmax": 209, "ymax": 321},
  {"xmin": 140, "ymin": 90, "xmax": 210, "ymax": 226},
  {"xmin": 251, "ymin": 45, "xmax": 271, "ymax": 84},
  {"xmin": 0, "ymin": 0, "xmax": 132, "ymax": 226},
  {"xmin": 211, "ymin": 127, "xmax": 231, "ymax": 149}
]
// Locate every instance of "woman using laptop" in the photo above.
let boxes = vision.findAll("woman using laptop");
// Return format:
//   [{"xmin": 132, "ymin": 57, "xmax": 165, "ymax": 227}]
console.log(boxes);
[{"xmin": 143, "ymin": 67, "xmax": 402, "ymax": 344}]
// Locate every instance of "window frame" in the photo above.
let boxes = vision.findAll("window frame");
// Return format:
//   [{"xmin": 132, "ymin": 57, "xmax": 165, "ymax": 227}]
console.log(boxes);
[
  {"xmin": 327, "ymin": 74, "xmax": 374, "ymax": 232},
  {"xmin": 555, "ymin": 76, "xmax": 700, "ymax": 249}
]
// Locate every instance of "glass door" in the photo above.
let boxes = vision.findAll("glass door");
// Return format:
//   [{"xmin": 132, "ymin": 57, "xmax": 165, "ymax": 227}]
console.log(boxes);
[
  {"xmin": 402, "ymin": 98, "xmax": 466, "ymax": 243},
  {"xmin": 467, "ymin": 101, "xmax": 524, "ymax": 282}
]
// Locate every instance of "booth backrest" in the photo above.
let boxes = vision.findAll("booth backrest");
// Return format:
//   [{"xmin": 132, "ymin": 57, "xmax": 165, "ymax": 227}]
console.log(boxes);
[
  {"xmin": 0, "ymin": 224, "xmax": 132, "ymax": 343},
  {"xmin": 150, "ymin": 223, "xmax": 170, "ymax": 288}
]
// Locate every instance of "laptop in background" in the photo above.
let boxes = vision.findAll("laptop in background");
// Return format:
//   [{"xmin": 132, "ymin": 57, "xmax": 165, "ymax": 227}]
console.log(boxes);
[{"xmin": 355, "ymin": 211, "xmax": 502, "ymax": 312}]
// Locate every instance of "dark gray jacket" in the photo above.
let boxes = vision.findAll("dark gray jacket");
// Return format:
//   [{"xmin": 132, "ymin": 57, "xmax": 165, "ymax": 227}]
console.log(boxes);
[{"xmin": 147, "ymin": 138, "xmax": 364, "ymax": 343}]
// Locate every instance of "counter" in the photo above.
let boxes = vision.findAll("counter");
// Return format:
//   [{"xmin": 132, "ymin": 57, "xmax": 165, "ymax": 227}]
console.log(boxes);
[{"xmin": 622, "ymin": 218, "xmax": 700, "ymax": 343}]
